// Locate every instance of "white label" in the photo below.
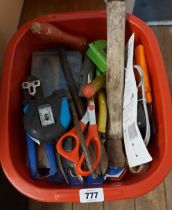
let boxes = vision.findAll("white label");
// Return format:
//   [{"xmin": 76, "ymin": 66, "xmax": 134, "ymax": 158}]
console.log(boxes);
[
  {"xmin": 79, "ymin": 188, "xmax": 104, "ymax": 203},
  {"xmin": 123, "ymin": 33, "xmax": 152, "ymax": 168},
  {"xmin": 38, "ymin": 104, "xmax": 55, "ymax": 127}
]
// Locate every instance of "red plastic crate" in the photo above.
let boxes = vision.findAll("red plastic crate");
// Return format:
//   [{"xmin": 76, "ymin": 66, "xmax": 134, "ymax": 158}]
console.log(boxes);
[{"xmin": 0, "ymin": 11, "xmax": 171, "ymax": 202}]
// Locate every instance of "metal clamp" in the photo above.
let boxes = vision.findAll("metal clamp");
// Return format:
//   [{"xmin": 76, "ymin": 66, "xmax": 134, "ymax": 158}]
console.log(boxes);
[{"xmin": 22, "ymin": 80, "xmax": 40, "ymax": 96}]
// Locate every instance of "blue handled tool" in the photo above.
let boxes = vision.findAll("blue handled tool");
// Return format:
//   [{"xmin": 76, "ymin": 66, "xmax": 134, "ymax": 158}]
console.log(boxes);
[
  {"xmin": 44, "ymin": 144, "xmax": 58, "ymax": 176},
  {"xmin": 24, "ymin": 101, "xmax": 64, "ymax": 179},
  {"xmin": 22, "ymin": 79, "xmax": 71, "ymax": 179},
  {"xmin": 26, "ymin": 134, "xmax": 39, "ymax": 179},
  {"xmin": 26, "ymin": 134, "xmax": 59, "ymax": 179}
]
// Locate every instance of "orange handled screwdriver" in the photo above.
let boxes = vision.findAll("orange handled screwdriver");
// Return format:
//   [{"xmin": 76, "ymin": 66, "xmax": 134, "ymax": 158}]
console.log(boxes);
[
  {"xmin": 135, "ymin": 45, "xmax": 152, "ymax": 103},
  {"xmin": 30, "ymin": 22, "xmax": 87, "ymax": 51},
  {"xmin": 81, "ymin": 74, "xmax": 106, "ymax": 99}
]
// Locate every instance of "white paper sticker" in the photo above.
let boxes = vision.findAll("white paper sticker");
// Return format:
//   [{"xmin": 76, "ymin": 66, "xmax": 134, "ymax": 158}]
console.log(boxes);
[
  {"xmin": 38, "ymin": 104, "xmax": 55, "ymax": 127},
  {"xmin": 79, "ymin": 188, "xmax": 104, "ymax": 203},
  {"xmin": 123, "ymin": 33, "xmax": 152, "ymax": 168}
]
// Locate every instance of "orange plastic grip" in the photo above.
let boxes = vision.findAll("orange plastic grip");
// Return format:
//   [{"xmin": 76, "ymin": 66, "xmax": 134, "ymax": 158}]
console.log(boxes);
[
  {"xmin": 76, "ymin": 125, "xmax": 101, "ymax": 176},
  {"xmin": 135, "ymin": 45, "xmax": 152, "ymax": 103},
  {"xmin": 56, "ymin": 121, "xmax": 86, "ymax": 164},
  {"xmin": 31, "ymin": 22, "xmax": 87, "ymax": 51},
  {"xmin": 82, "ymin": 74, "xmax": 106, "ymax": 99},
  {"xmin": 56, "ymin": 129, "xmax": 80, "ymax": 164}
]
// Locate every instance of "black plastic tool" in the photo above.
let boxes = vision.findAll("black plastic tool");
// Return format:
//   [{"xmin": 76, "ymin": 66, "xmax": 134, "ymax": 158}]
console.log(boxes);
[{"xmin": 23, "ymin": 90, "xmax": 68, "ymax": 144}]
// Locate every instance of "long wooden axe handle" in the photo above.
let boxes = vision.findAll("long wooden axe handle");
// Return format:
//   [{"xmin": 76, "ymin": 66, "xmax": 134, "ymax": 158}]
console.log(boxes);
[{"xmin": 105, "ymin": 0, "xmax": 126, "ymax": 167}]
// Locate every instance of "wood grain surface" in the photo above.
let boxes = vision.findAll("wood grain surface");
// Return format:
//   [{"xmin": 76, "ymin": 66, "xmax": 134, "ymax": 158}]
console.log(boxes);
[
  {"xmin": 152, "ymin": 26, "xmax": 172, "ymax": 93},
  {"xmin": 135, "ymin": 183, "xmax": 167, "ymax": 210},
  {"xmin": 19, "ymin": 0, "xmax": 105, "ymax": 26},
  {"xmin": 104, "ymin": 199, "xmax": 135, "ymax": 210},
  {"xmin": 73, "ymin": 202, "xmax": 103, "ymax": 210},
  {"xmin": 164, "ymin": 170, "xmax": 172, "ymax": 210}
]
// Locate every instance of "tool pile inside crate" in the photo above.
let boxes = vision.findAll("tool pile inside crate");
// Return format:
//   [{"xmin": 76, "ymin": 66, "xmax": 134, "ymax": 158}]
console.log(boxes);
[{"xmin": 21, "ymin": 16, "xmax": 154, "ymax": 185}]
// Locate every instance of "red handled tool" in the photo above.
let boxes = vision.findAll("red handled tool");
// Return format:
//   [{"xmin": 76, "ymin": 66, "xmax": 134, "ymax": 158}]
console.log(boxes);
[
  {"xmin": 30, "ymin": 22, "xmax": 87, "ymax": 51},
  {"xmin": 81, "ymin": 74, "xmax": 106, "ymax": 99}
]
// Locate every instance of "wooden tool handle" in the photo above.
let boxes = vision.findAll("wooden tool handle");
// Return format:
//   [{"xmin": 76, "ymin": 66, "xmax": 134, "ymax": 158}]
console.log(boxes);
[
  {"xmin": 31, "ymin": 22, "xmax": 87, "ymax": 51},
  {"xmin": 106, "ymin": 0, "xmax": 126, "ymax": 167}
]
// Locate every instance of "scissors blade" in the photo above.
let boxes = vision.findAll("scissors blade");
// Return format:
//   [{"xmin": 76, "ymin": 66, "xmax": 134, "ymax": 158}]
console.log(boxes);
[{"xmin": 85, "ymin": 73, "xmax": 96, "ymax": 125}]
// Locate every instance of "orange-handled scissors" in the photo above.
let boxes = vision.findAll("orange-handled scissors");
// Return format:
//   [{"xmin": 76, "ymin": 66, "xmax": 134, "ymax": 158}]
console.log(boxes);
[{"xmin": 56, "ymin": 98, "xmax": 101, "ymax": 176}]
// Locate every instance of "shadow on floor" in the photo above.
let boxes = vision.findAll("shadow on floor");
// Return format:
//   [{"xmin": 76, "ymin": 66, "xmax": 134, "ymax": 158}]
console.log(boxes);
[{"xmin": 0, "ymin": 167, "xmax": 28, "ymax": 210}]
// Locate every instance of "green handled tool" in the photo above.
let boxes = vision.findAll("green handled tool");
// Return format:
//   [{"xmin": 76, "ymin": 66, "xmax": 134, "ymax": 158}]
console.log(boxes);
[{"xmin": 86, "ymin": 40, "xmax": 107, "ymax": 73}]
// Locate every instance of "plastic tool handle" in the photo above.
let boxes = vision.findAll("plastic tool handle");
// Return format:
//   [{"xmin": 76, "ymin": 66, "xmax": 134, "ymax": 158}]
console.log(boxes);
[
  {"xmin": 60, "ymin": 97, "xmax": 71, "ymax": 129},
  {"xmin": 76, "ymin": 125, "xmax": 101, "ymax": 176},
  {"xmin": 98, "ymin": 89, "xmax": 107, "ymax": 133},
  {"xmin": 82, "ymin": 74, "xmax": 106, "ymax": 99},
  {"xmin": 56, "ymin": 127, "xmax": 81, "ymax": 164},
  {"xmin": 135, "ymin": 45, "xmax": 152, "ymax": 103},
  {"xmin": 44, "ymin": 144, "xmax": 58, "ymax": 175},
  {"xmin": 26, "ymin": 134, "xmax": 39, "ymax": 179},
  {"xmin": 56, "ymin": 121, "xmax": 86, "ymax": 164},
  {"xmin": 31, "ymin": 22, "xmax": 87, "ymax": 51}
]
